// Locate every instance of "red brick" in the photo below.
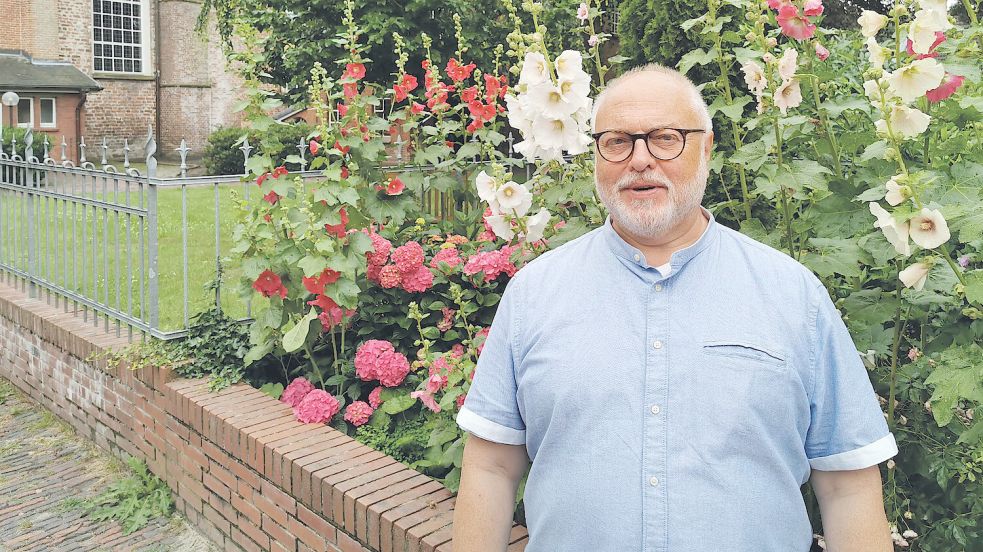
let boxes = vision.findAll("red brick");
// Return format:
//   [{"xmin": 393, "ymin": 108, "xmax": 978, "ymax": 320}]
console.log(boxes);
[
  {"xmin": 388, "ymin": 497, "xmax": 455, "ymax": 552},
  {"xmin": 253, "ymin": 490, "xmax": 290, "ymax": 528},
  {"xmin": 237, "ymin": 517, "xmax": 272, "ymax": 550},
  {"xmin": 297, "ymin": 503, "xmax": 337, "ymax": 544},
  {"xmin": 331, "ymin": 457, "xmax": 403, "ymax": 533},
  {"xmin": 288, "ymin": 513, "xmax": 329, "ymax": 552},
  {"xmin": 337, "ymin": 530, "xmax": 364, "ymax": 552},
  {"xmin": 263, "ymin": 513, "xmax": 297, "ymax": 550},
  {"xmin": 262, "ymin": 479, "xmax": 297, "ymax": 516},
  {"xmin": 232, "ymin": 490, "xmax": 263, "ymax": 526},
  {"xmin": 366, "ymin": 482, "xmax": 445, "ymax": 551},
  {"xmin": 349, "ymin": 470, "xmax": 422, "ymax": 541}
]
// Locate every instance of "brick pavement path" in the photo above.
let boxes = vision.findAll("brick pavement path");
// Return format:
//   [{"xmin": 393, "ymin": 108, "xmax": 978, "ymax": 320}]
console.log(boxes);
[{"xmin": 0, "ymin": 378, "xmax": 217, "ymax": 552}]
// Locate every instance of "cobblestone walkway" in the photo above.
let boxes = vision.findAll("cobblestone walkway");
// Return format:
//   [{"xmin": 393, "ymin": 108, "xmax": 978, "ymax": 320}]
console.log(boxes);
[{"xmin": 0, "ymin": 378, "xmax": 217, "ymax": 552}]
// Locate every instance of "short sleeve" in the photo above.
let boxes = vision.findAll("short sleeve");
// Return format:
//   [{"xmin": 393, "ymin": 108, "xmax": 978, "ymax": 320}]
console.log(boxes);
[
  {"xmin": 456, "ymin": 275, "xmax": 526, "ymax": 445},
  {"xmin": 805, "ymin": 285, "xmax": 898, "ymax": 471}
]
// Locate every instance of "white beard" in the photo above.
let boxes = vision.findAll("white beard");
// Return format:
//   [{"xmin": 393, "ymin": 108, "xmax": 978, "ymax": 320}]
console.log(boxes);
[{"xmin": 595, "ymin": 155, "xmax": 709, "ymax": 241}]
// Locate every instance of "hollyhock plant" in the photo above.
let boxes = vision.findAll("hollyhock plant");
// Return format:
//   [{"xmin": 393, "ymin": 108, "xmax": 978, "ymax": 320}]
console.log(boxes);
[
  {"xmin": 253, "ymin": 270, "xmax": 288, "ymax": 299},
  {"xmin": 324, "ymin": 208, "xmax": 349, "ymax": 238},
  {"xmin": 776, "ymin": 5, "xmax": 817, "ymax": 40},
  {"xmin": 858, "ymin": 10, "xmax": 888, "ymax": 37},
  {"xmin": 773, "ymin": 79, "xmax": 803, "ymax": 115},
  {"xmin": 778, "ymin": 48, "xmax": 798, "ymax": 81},
  {"xmin": 281, "ymin": 377, "xmax": 315, "ymax": 407},
  {"xmin": 814, "ymin": 42, "xmax": 830, "ymax": 61},
  {"xmin": 875, "ymin": 105, "xmax": 931, "ymax": 140},
  {"xmin": 263, "ymin": 191, "xmax": 280, "ymax": 205},
  {"xmin": 886, "ymin": 58, "xmax": 945, "ymax": 103},
  {"xmin": 803, "ymin": 0, "xmax": 823, "ymax": 16},
  {"xmin": 344, "ymin": 401, "xmax": 374, "ymax": 427},
  {"xmin": 908, "ymin": 208, "xmax": 950, "ymax": 249},
  {"xmin": 294, "ymin": 389, "xmax": 341, "ymax": 424},
  {"xmin": 910, "ymin": 8, "xmax": 953, "ymax": 54},
  {"xmin": 870, "ymin": 202, "xmax": 912, "ymax": 256},
  {"xmin": 411, "ymin": 390, "xmax": 441, "ymax": 413},
  {"xmin": 303, "ymin": 268, "xmax": 341, "ymax": 295},
  {"xmin": 386, "ymin": 177, "xmax": 405, "ymax": 196},
  {"xmin": 906, "ymin": 32, "xmax": 946, "ymax": 59},
  {"xmin": 899, "ymin": 262, "xmax": 932, "ymax": 291},
  {"xmin": 885, "ymin": 176, "xmax": 909, "ymax": 206}
]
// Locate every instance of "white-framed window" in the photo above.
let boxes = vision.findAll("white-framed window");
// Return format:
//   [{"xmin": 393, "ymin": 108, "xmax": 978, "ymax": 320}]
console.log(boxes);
[
  {"xmin": 16, "ymin": 97, "xmax": 33, "ymax": 128},
  {"xmin": 39, "ymin": 98, "xmax": 56, "ymax": 128},
  {"xmin": 92, "ymin": 0, "xmax": 148, "ymax": 74}
]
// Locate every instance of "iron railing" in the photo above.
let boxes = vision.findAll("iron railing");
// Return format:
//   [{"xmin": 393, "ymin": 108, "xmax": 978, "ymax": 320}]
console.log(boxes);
[{"xmin": 0, "ymin": 126, "xmax": 535, "ymax": 340}]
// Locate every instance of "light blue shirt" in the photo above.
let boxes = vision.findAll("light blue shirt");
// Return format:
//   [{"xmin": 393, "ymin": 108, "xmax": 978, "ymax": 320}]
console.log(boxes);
[{"xmin": 457, "ymin": 209, "xmax": 897, "ymax": 551}]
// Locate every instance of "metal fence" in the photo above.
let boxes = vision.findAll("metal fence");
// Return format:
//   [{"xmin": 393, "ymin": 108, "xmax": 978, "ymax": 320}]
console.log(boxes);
[{"xmin": 0, "ymin": 126, "xmax": 533, "ymax": 341}]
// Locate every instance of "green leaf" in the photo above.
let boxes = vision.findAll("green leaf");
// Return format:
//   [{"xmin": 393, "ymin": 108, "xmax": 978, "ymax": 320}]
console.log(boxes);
[
  {"xmin": 923, "ymin": 344, "xmax": 983, "ymax": 427},
  {"xmin": 777, "ymin": 160, "xmax": 831, "ymax": 197},
  {"xmin": 381, "ymin": 393, "xmax": 417, "ymax": 415},
  {"xmin": 298, "ymin": 255, "xmax": 329, "ymax": 277},
  {"xmin": 259, "ymin": 382, "xmax": 284, "ymax": 400},
  {"xmin": 801, "ymin": 238, "xmax": 863, "ymax": 278},
  {"xmin": 606, "ymin": 55, "xmax": 629, "ymax": 64},
  {"xmin": 421, "ymin": 326, "xmax": 440, "ymax": 339},
  {"xmin": 860, "ymin": 141, "xmax": 889, "ymax": 163},
  {"xmin": 729, "ymin": 140, "xmax": 769, "ymax": 171},
  {"xmin": 965, "ymin": 271, "xmax": 983, "ymax": 306},
  {"xmin": 841, "ymin": 289, "xmax": 897, "ymax": 328},
  {"xmin": 282, "ymin": 308, "xmax": 318, "ymax": 353},
  {"xmin": 427, "ymin": 423, "xmax": 460, "ymax": 448},
  {"xmin": 676, "ymin": 47, "xmax": 716, "ymax": 75}
]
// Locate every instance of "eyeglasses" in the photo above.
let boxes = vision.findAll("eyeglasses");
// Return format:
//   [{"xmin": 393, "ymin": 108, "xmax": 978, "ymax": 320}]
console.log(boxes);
[{"xmin": 591, "ymin": 128, "xmax": 706, "ymax": 163}]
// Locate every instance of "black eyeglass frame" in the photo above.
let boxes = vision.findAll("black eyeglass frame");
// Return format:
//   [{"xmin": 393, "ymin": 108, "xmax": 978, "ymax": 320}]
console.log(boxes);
[{"xmin": 591, "ymin": 128, "xmax": 707, "ymax": 162}]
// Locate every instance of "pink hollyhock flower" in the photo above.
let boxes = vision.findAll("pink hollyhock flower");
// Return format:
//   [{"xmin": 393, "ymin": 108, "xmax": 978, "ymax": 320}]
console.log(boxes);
[
  {"xmin": 379, "ymin": 265, "xmax": 402, "ymax": 289},
  {"xmin": 294, "ymin": 389, "xmax": 340, "ymax": 424},
  {"xmin": 577, "ymin": 2, "xmax": 589, "ymax": 21},
  {"xmin": 803, "ymin": 0, "xmax": 823, "ymax": 17},
  {"xmin": 411, "ymin": 390, "xmax": 441, "ymax": 413},
  {"xmin": 364, "ymin": 232, "xmax": 392, "ymax": 266},
  {"xmin": 368, "ymin": 386, "xmax": 384, "ymax": 409},
  {"xmin": 430, "ymin": 248, "xmax": 462, "ymax": 270},
  {"xmin": 256, "ymin": 172, "xmax": 269, "ymax": 186},
  {"xmin": 343, "ymin": 63, "xmax": 366, "ymax": 80},
  {"xmin": 263, "ymin": 190, "xmax": 280, "ymax": 205},
  {"xmin": 445, "ymin": 58, "xmax": 476, "ymax": 82},
  {"xmin": 958, "ymin": 255, "xmax": 970, "ymax": 268},
  {"xmin": 430, "ymin": 355, "xmax": 452, "ymax": 376},
  {"xmin": 907, "ymin": 347, "xmax": 922, "ymax": 361},
  {"xmin": 456, "ymin": 393, "xmax": 467, "ymax": 409},
  {"xmin": 925, "ymin": 73, "xmax": 964, "ymax": 103},
  {"xmin": 402, "ymin": 74, "xmax": 419, "ymax": 91},
  {"xmin": 400, "ymin": 266, "xmax": 434, "ymax": 293},
  {"xmin": 393, "ymin": 84, "xmax": 409, "ymax": 102},
  {"xmin": 386, "ymin": 177, "xmax": 405, "ymax": 196},
  {"xmin": 391, "ymin": 241, "xmax": 425, "ymax": 274},
  {"xmin": 777, "ymin": 5, "xmax": 816, "ymax": 40},
  {"xmin": 588, "ymin": 34, "xmax": 599, "ymax": 47},
  {"xmin": 437, "ymin": 307, "xmax": 456, "ymax": 332},
  {"xmin": 280, "ymin": 377, "xmax": 315, "ymax": 407},
  {"xmin": 410, "ymin": 102, "xmax": 425, "ymax": 115},
  {"xmin": 253, "ymin": 270, "xmax": 287, "ymax": 299},
  {"xmin": 426, "ymin": 373, "xmax": 449, "ymax": 394},
  {"xmin": 451, "ymin": 344, "xmax": 465, "ymax": 358},
  {"xmin": 766, "ymin": 0, "xmax": 791, "ymax": 8},
  {"xmin": 814, "ymin": 42, "xmax": 830, "ymax": 61},
  {"xmin": 272, "ymin": 166, "xmax": 288, "ymax": 179},
  {"xmin": 344, "ymin": 401, "xmax": 374, "ymax": 427},
  {"xmin": 461, "ymin": 86, "xmax": 480, "ymax": 103},
  {"xmin": 309, "ymin": 140, "xmax": 320, "ymax": 155},
  {"xmin": 318, "ymin": 305, "xmax": 355, "ymax": 330}
]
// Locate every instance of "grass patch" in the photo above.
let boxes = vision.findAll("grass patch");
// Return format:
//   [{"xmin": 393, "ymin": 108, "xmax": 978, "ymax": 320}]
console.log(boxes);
[
  {"xmin": 61, "ymin": 456, "xmax": 173, "ymax": 535},
  {"xmin": 0, "ymin": 378, "xmax": 14, "ymax": 405},
  {"xmin": 0, "ymin": 182, "xmax": 249, "ymax": 331}
]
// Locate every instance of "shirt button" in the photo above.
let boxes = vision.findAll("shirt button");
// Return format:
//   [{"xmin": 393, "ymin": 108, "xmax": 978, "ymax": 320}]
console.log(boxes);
[
  {"xmin": 650, "ymin": 404, "xmax": 661, "ymax": 415},
  {"xmin": 649, "ymin": 476, "xmax": 660, "ymax": 487},
  {"xmin": 653, "ymin": 340, "xmax": 663, "ymax": 349},
  {"xmin": 654, "ymin": 284, "xmax": 663, "ymax": 292},
  {"xmin": 633, "ymin": 254, "xmax": 641, "ymax": 262}
]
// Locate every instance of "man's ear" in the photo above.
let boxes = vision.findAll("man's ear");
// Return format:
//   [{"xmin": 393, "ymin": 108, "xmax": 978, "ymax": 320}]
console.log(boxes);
[{"xmin": 704, "ymin": 131, "xmax": 715, "ymax": 158}]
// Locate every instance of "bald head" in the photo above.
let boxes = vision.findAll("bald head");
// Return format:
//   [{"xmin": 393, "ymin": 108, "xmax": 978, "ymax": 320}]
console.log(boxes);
[{"xmin": 591, "ymin": 64, "xmax": 712, "ymax": 133}]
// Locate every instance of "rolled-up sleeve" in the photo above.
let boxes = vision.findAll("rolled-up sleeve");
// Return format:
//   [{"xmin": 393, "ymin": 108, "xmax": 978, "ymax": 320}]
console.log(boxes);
[
  {"xmin": 805, "ymin": 285, "xmax": 898, "ymax": 471},
  {"xmin": 456, "ymin": 274, "xmax": 526, "ymax": 445}
]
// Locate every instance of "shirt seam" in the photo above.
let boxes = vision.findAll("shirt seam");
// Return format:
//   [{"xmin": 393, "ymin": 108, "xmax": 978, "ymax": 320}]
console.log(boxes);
[{"xmin": 808, "ymin": 283, "xmax": 824, "ymax": 401}]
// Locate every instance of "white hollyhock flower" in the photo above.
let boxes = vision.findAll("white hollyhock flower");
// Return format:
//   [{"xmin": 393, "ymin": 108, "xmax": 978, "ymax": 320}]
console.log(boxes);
[
  {"xmin": 886, "ymin": 58, "xmax": 946, "ymax": 103},
  {"xmin": 910, "ymin": 10, "xmax": 949, "ymax": 54},
  {"xmin": 504, "ymin": 94, "xmax": 534, "ymax": 136},
  {"xmin": 519, "ymin": 52, "xmax": 549, "ymax": 86},
  {"xmin": 866, "ymin": 38, "xmax": 887, "ymax": 69},
  {"xmin": 875, "ymin": 104, "xmax": 931, "ymax": 140},
  {"xmin": 899, "ymin": 262, "xmax": 931, "ymax": 291},
  {"xmin": 902, "ymin": 530, "xmax": 919, "ymax": 539},
  {"xmin": 524, "ymin": 208, "xmax": 551, "ymax": 243},
  {"xmin": 858, "ymin": 10, "xmax": 889, "ymax": 38},
  {"xmin": 514, "ymin": 139, "xmax": 563, "ymax": 163},
  {"xmin": 917, "ymin": 0, "xmax": 948, "ymax": 12},
  {"xmin": 909, "ymin": 208, "xmax": 950, "ymax": 249},
  {"xmin": 741, "ymin": 61, "xmax": 768, "ymax": 94},
  {"xmin": 885, "ymin": 176, "xmax": 908, "ymax": 206},
  {"xmin": 495, "ymin": 181, "xmax": 533, "ymax": 217},
  {"xmin": 870, "ymin": 202, "xmax": 912, "ymax": 256},
  {"xmin": 774, "ymin": 79, "xmax": 803, "ymax": 115},
  {"xmin": 778, "ymin": 48, "xmax": 798, "ymax": 82},
  {"xmin": 555, "ymin": 50, "xmax": 588, "ymax": 81},
  {"xmin": 527, "ymin": 81, "xmax": 582, "ymax": 118},
  {"xmin": 557, "ymin": 73, "xmax": 591, "ymax": 106},
  {"xmin": 486, "ymin": 214, "xmax": 514, "ymax": 240},
  {"xmin": 532, "ymin": 114, "xmax": 584, "ymax": 151},
  {"xmin": 475, "ymin": 171, "xmax": 497, "ymax": 203}
]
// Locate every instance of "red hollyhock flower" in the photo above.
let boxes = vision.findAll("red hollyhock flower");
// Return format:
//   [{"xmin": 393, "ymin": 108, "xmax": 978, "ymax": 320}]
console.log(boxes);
[
  {"xmin": 393, "ymin": 84, "xmax": 408, "ymax": 102},
  {"xmin": 337, "ymin": 103, "xmax": 349, "ymax": 117},
  {"xmin": 445, "ymin": 58, "xmax": 476, "ymax": 82},
  {"xmin": 253, "ymin": 270, "xmax": 287, "ymax": 299},
  {"xmin": 421, "ymin": 59, "xmax": 431, "ymax": 70},
  {"xmin": 340, "ymin": 165, "xmax": 350, "ymax": 179},
  {"xmin": 926, "ymin": 73, "xmax": 965, "ymax": 103},
  {"xmin": 777, "ymin": 5, "xmax": 816, "ymax": 40},
  {"xmin": 343, "ymin": 82, "xmax": 358, "ymax": 100},
  {"xmin": 263, "ymin": 214, "xmax": 272, "ymax": 223},
  {"xmin": 334, "ymin": 141, "xmax": 351, "ymax": 156},
  {"xmin": 466, "ymin": 120, "xmax": 483, "ymax": 133},
  {"xmin": 410, "ymin": 102, "xmax": 425, "ymax": 115},
  {"xmin": 461, "ymin": 86, "xmax": 479, "ymax": 103},
  {"xmin": 257, "ymin": 172, "xmax": 270, "ymax": 186},
  {"xmin": 343, "ymin": 63, "xmax": 366, "ymax": 80},
  {"xmin": 307, "ymin": 293, "xmax": 338, "ymax": 313},
  {"xmin": 272, "ymin": 166, "xmax": 288, "ymax": 178},
  {"xmin": 325, "ymin": 208, "xmax": 349, "ymax": 238},
  {"xmin": 303, "ymin": 268, "xmax": 341, "ymax": 295},
  {"xmin": 401, "ymin": 74, "xmax": 418, "ymax": 91},
  {"xmin": 309, "ymin": 140, "xmax": 320, "ymax": 155},
  {"xmin": 906, "ymin": 32, "xmax": 945, "ymax": 59},
  {"xmin": 385, "ymin": 177, "xmax": 405, "ymax": 196},
  {"xmin": 263, "ymin": 190, "xmax": 280, "ymax": 205}
]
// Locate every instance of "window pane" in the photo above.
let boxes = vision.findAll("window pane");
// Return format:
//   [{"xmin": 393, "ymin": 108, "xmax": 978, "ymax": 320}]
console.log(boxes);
[
  {"xmin": 123, "ymin": 59, "xmax": 133, "ymax": 72},
  {"xmin": 40, "ymin": 99, "xmax": 54, "ymax": 125},
  {"xmin": 17, "ymin": 99, "xmax": 31, "ymax": 126},
  {"xmin": 95, "ymin": 58, "xmax": 103, "ymax": 71},
  {"xmin": 133, "ymin": 60, "xmax": 142, "ymax": 73}
]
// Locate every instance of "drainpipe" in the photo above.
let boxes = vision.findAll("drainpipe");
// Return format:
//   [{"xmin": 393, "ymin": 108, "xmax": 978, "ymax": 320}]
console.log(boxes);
[
  {"xmin": 154, "ymin": 0, "xmax": 162, "ymax": 147},
  {"xmin": 75, "ymin": 92, "xmax": 87, "ymax": 163}
]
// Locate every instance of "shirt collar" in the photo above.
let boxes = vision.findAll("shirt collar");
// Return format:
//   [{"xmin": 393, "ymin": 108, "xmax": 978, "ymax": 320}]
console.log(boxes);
[{"xmin": 601, "ymin": 206, "xmax": 718, "ymax": 277}]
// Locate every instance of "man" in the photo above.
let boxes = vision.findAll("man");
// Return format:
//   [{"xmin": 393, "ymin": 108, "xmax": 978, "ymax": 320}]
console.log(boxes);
[{"xmin": 452, "ymin": 65, "xmax": 897, "ymax": 551}]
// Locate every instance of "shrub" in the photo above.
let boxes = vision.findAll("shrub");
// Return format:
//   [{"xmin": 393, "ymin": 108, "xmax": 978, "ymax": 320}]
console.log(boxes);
[{"xmin": 202, "ymin": 123, "xmax": 313, "ymax": 175}]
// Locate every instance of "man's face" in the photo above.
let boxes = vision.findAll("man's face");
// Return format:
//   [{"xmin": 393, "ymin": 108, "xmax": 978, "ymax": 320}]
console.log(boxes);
[{"xmin": 593, "ymin": 74, "xmax": 713, "ymax": 241}]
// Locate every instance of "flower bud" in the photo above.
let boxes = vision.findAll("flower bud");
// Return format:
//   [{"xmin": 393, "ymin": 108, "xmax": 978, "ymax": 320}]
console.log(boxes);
[
  {"xmin": 889, "ymin": 4, "xmax": 908, "ymax": 17},
  {"xmin": 745, "ymin": 31, "xmax": 756, "ymax": 42},
  {"xmin": 763, "ymin": 53, "xmax": 775, "ymax": 63},
  {"xmin": 904, "ymin": 511, "xmax": 913, "ymax": 520},
  {"xmin": 766, "ymin": 37, "xmax": 778, "ymax": 48},
  {"xmin": 962, "ymin": 307, "xmax": 982, "ymax": 319}
]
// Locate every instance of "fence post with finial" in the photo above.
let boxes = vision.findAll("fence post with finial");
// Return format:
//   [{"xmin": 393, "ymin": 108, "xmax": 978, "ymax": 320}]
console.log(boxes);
[
  {"xmin": 24, "ymin": 129, "xmax": 36, "ymax": 297},
  {"xmin": 144, "ymin": 126, "xmax": 159, "ymax": 330},
  {"xmin": 176, "ymin": 138, "xmax": 190, "ymax": 326},
  {"xmin": 239, "ymin": 137, "xmax": 253, "ymax": 200},
  {"xmin": 296, "ymin": 136, "xmax": 307, "ymax": 171}
]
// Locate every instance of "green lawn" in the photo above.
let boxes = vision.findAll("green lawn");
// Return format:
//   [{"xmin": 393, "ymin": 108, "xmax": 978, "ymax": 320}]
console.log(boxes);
[{"xmin": 0, "ymin": 182, "xmax": 248, "ymax": 333}]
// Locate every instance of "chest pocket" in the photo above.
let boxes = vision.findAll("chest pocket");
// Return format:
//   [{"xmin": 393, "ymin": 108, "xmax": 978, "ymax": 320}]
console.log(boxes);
[{"xmin": 696, "ymin": 340, "xmax": 791, "ymax": 446}]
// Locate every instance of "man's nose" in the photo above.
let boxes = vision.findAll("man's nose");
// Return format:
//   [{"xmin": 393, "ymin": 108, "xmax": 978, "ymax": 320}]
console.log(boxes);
[{"xmin": 627, "ymin": 137, "xmax": 660, "ymax": 172}]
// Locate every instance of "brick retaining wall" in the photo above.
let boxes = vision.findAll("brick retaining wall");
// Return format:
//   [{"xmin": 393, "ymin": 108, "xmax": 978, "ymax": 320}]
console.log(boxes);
[{"xmin": 0, "ymin": 283, "xmax": 529, "ymax": 552}]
